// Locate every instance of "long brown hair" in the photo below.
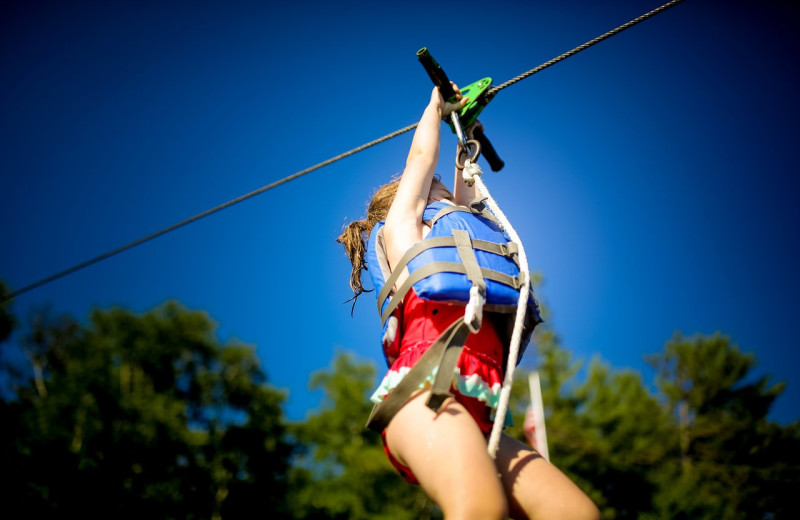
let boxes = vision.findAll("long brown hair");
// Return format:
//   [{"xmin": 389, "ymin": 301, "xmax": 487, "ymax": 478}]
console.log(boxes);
[{"xmin": 337, "ymin": 179, "xmax": 400, "ymax": 301}]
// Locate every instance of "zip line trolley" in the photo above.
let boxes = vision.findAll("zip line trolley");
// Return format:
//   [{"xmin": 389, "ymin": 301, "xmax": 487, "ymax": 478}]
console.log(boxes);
[{"xmin": 417, "ymin": 47, "xmax": 504, "ymax": 172}]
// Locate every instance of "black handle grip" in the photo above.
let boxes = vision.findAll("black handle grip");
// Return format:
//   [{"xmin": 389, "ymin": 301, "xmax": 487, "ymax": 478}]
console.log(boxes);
[
  {"xmin": 417, "ymin": 48, "xmax": 457, "ymax": 101},
  {"xmin": 471, "ymin": 126, "xmax": 504, "ymax": 172}
]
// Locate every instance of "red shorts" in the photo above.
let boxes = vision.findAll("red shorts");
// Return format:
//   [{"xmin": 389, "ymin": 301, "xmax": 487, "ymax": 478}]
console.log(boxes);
[{"xmin": 374, "ymin": 289, "xmax": 505, "ymax": 484}]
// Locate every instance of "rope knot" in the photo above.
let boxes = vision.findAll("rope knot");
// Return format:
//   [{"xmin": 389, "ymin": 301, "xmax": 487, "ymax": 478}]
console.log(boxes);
[
  {"xmin": 464, "ymin": 284, "xmax": 486, "ymax": 333},
  {"xmin": 462, "ymin": 159, "xmax": 483, "ymax": 187}
]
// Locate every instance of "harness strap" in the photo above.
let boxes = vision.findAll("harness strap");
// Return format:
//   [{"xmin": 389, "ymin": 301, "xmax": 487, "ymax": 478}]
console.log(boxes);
[
  {"xmin": 470, "ymin": 198, "xmax": 504, "ymax": 229},
  {"xmin": 366, "ymin": 316, "xmax": 472, "ymax": 433},
  {"xmin": 453, "ymin": 229, "xmax": 487, "ymax": 331},
  {"xmin": 427, "ymin": 201, "xmax": 502, "ymax": 229},
  {"xmin": 452, "ymin": 230, "xmax": 486, "ymax": 293},
  {"xmin": 380, "ymin": 262, "xmax": 520, "ymax": 326},
  {"xmin": 375, "ymin": 236, "xmax": 518, "ymax": 315}
]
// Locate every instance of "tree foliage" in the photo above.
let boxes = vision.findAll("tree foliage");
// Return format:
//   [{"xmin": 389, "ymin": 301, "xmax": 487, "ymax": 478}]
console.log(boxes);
[
  {"xmin": 507, "ymin": 327, "xmax": 797, "ymax": 520},
  {"xmin": 0, "ymin": 301, "xmax": 293, "ymax": 519},
  {"xmin": 289, "ymin": 351, "xmax": 440, "ymax": 520},
  {"xmin": 0, "ymin": 281, "xmax": 14, "ymax": 344},
  {"xmin": 643, "ymin": 333, "xmax": 799, "ymax": 520},
  {"xmin": 0, "ymin": 288, "xmax": 796, "ymax": 519}
]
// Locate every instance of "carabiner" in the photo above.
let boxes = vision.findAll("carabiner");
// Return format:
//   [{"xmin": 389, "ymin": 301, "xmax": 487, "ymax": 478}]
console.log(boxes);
[{"xmin": 456, "ymin": 139, "xmax": 481, "ymax": 170}]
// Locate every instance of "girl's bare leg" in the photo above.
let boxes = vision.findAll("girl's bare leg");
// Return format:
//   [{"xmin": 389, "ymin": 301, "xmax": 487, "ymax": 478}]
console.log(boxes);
[
  {"xmin": 385, "ymin": 391, "xmax": 508, "ymax": 520},
  {"xmin": 494, "ymin": 434, "xmax": 600, "ymax": 520}
]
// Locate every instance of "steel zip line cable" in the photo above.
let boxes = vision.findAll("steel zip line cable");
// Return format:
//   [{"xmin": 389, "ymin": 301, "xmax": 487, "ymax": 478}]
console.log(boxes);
[
  {"xmin": 3, "ymin": 123, "xmax": 419, "ymax": 301},
  {"xmin": 487, "ymin": 0, "xmax": 686, "ymax": 97},
  {"xmin": 3, "ymin": 0, "xmax": 685, "ymax": 302}
]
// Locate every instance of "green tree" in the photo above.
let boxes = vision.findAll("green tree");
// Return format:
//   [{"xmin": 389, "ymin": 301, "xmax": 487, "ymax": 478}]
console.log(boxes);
[
  {"xmin": 0, "ymin": 281, "xmax": 14, "ymax": 344},
  {"xmin": 0, "ymin": 281, "xmax": 18, "ymax": 398},
  {"xmin": 526, "ymin": 328, "xmax": 604, "ymax": 501},
  {"xmin": 645, "ymin": 332, "xmax": 799, "ymax": 520},
  {"xmin": 524, "ymin": 324, "xmax": 679, "ymax": 519},
  {"xmin": 289, "ymin": 351, "xmax": 439, "ymax": 520},
  {"xmin": 0, "ymin": 301, "xmax": 293, "ymax": 519},
  {"xmin": 571, "ymin": 359, "xmax": 676, "ymax": 519}
]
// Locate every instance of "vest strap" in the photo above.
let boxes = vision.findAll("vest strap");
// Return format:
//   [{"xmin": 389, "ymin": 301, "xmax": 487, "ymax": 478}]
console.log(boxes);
[
  {"xmin": 452, "ymin": 230, "xmax": 486, "ymax": 293},
  {"xmin": 381, "ymin": 262, "xmax": 520, "ymax": 326},
  {"xmin": 427, "ymin": 202, "xmax": 502, "ymax": 229},
  {"xmin": 376, "ymin": 236, "xmax": 456, "ymax": 315},
  {"xmin": 365, "ymin": 316, "xmax": 471, "ymax": 433},
  {"xmin": 375, "ymin": 237, "xmax": 519, "ymax": 315},
  {"xmin": 469, "ymin": 198, "xmax": 504, "ymax": 229}
]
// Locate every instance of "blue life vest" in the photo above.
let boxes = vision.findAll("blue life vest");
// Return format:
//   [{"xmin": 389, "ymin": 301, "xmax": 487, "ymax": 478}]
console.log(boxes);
[{"xmin": 366, "ymin": 200, "xmax": 542, "ymax": 362}]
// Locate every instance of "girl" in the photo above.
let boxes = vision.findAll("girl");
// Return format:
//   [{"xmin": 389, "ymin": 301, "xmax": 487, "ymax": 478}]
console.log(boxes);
[{"xmin": 338, "ymin": 85, "xmax": 599, "ymax": 520}]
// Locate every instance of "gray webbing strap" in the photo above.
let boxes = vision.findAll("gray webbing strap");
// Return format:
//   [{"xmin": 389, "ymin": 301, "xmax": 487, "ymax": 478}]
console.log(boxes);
[
  {"xmin": 428, "ymin": 203, "xmax": 502, "ymax": 229},
  {"xmin": 452, "ymin": 230, "xmax": 486, "ymax": 293},
  {"xmin": 428, "ymin": 205, "xmax": 469, "ymax": 227},
  {"xmin": 375, "ymin": 238, "xmax": 518, "ymax": 315},
  {"xmin": 380, "ymin": 262, "xmax": 521, "ymax": 326},
  {"xmin": 425, "ymin": 319, "xmax": 470, "ymax": 412},
  {"xmin": 469, "ymin": 199, "xmax": 504, "ymax": 229},
  {"xmin": 375, "ymin": 236, "xmax": 457, "ymax": 315},
  {"xmin": 366, "ymin": 317, "xmax": 471, "ymax": 433}
]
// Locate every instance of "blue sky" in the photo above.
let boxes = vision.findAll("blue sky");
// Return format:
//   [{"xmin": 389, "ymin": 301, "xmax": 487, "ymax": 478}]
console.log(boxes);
[{"xmin": 2, "ymin": 0, "xmax": 798, "ymax": 425}]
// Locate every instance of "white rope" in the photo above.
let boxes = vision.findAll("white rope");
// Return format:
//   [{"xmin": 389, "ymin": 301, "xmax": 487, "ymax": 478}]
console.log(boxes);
[{"xmin": 470, "ymin": 173, "xmax": 531, "ymax": 459}]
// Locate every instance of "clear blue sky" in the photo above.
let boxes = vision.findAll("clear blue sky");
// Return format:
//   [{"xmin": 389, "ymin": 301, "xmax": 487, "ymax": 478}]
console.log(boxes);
[{"xmin": 2, "ymin": 0, "xmax": 798, "ymax": 424}]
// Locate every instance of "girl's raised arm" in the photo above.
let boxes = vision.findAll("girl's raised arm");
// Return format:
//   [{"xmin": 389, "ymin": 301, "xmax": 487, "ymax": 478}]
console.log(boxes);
[{"xmin": 384, "ymin": 87, "xmax": 466, "ymax": 268}]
